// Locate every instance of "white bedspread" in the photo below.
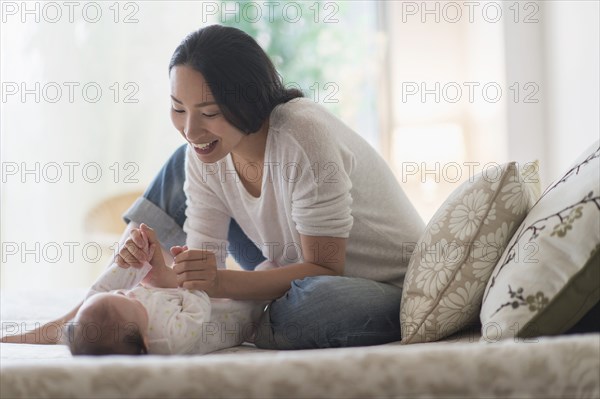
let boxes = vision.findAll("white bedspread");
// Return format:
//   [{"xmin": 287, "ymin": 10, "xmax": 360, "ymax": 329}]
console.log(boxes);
[{"xmin": 1, "ymin": 289, "xmax": 599, "ymax": 398}]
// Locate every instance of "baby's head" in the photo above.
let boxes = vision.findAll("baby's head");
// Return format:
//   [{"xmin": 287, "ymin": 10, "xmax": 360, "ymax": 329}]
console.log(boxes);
[{"xmin": 65, "ymin": 292, "xmax": 149, "ymax": 355}]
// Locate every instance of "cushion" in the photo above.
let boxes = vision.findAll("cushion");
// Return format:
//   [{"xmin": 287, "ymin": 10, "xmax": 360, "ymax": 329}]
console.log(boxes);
[
  {"xmin": 480, "ymin": 141, "xmax": 600, "ymax": 339},
  {"xmin": 400, "ymin": 162, "xmax": 540, "ymax": 344}
]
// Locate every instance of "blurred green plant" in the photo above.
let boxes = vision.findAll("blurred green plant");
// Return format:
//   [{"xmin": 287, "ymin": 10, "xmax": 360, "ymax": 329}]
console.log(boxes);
[{"xmin": 220, "ymin": 0, "xmax": 349, "ymax": 112}]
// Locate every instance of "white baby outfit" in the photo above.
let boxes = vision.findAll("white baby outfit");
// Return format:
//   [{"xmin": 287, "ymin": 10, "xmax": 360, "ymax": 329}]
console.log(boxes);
[{"xmin": 85, "ymin": 262, "xmax": 265, "ymax": 355}]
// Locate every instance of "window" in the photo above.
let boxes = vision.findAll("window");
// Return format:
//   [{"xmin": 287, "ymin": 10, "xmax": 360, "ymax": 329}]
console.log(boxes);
[{"xmin": 1, "ymin": 1, "xmax": 382, "ymax": 289}]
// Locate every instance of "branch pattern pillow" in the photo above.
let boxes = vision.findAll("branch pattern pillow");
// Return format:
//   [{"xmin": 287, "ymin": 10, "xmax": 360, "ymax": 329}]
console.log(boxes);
[
  {"xmin": 480, "ymin": 142, "xmax": 600, "ymax": 339},
  {"xmin": 400, "ymin": 162, "xmax": 540, "ymax": 344}
]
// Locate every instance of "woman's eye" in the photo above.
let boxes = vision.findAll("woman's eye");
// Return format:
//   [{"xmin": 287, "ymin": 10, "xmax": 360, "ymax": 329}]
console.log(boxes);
[
  {"xmin": 202, "ymin": 112, "xmax": 220, "ymax": 118},
  {"xmin": 171, "ymin": 107, "xmax": 185, "ymax": 114}
]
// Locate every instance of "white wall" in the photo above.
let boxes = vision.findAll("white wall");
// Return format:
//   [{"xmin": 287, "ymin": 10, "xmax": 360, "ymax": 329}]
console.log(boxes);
[
  {"xmin": 0, "ymin": 4, "xmax": 221, "ymax": 291},
  {"xmin": 386, "ymin": 1, "xmax": 508, "ymax": 222},
  {"xmin": 504, "ymin": 1, "xmax": 600, "ymax": 186},
  {"xmin": 503, "ymin": 1, "xmax": 548, "ymax": 184},
  {"xmin": 0, "ymin": 2, "xmax": 383, "ymax": 291},
  {"xmin": 543, "ymin": 0, "xmax": 600, "ymax": 182}
]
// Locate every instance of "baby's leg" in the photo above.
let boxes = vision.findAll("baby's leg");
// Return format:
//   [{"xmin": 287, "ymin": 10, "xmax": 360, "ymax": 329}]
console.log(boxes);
[
  {"xmin": 85, "ymin": 260, "xmax": 152, "ymax": 300},
  {"xmin": 1, "ymin": 299, "xmax": 84, "ymax": 345}
]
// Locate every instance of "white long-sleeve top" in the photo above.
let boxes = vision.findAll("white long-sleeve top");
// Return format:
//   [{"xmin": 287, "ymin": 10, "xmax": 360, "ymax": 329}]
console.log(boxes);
[{"xmin": 183, "ymin": 98, "xmax": 425, "ymax": 287}]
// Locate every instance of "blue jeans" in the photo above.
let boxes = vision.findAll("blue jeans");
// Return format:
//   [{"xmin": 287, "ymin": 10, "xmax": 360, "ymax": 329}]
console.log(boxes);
[{"xmin": 123, "ymin": 144, "xmax": 403, "ymax": 349}]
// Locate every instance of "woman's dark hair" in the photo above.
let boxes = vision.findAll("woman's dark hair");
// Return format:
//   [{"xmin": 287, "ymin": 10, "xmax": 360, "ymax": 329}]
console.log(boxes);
[{"xmin": 168, "ymin": 24, "xmax": 303, "ymax": 134}]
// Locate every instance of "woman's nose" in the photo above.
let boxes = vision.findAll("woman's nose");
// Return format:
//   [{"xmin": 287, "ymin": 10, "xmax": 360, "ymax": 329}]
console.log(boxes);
[
  {"xmin": 187, "ymin": 111, "xmax": 214, "ymax": 137},
  {"xmin": 183, "ymin": 118, "xmax": 204, "ymax": 142}
]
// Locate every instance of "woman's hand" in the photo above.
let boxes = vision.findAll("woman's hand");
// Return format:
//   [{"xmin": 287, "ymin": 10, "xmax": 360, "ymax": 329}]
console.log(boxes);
[
  {"xmin": 172, "ymin": 249, "xmax": 220, "ymax": 296},
  {"xmin": 116, "ymin": 223, "xmax": 166, "ymax": 269}
]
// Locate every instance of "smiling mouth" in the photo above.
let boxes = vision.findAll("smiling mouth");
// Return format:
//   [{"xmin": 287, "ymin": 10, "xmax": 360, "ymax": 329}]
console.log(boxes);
[
  {"xmin": 192, "ymin": 139, "xmax": 218, "ymax": 155},
  {"xmin": 193, "ymin": 140, "xmax": 217, "ymax": 150}
]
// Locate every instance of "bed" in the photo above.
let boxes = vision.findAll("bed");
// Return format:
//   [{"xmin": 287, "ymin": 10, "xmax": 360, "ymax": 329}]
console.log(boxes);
[
  {"xmin": 2, "ymin": 142, "xmax": 599, "ymax": 398},
  {"xmin": 1, "ymin": 289, "xmax": 599, "ymax": 398}
]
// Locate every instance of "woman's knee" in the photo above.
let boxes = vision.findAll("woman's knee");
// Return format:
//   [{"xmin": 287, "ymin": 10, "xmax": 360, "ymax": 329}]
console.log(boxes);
[
  {"xmin": 283, "ymin": 275, "xmax": 402, "ymax": 314},
  {"xmin": 254, "ymin": 276, "xmax": 403, "ymax": 349}
]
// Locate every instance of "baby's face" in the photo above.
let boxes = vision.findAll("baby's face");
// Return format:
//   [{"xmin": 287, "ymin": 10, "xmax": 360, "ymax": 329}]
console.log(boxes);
[{"xmin": 76, "ymin": 292, "xmax": 149, "ymax": 333}]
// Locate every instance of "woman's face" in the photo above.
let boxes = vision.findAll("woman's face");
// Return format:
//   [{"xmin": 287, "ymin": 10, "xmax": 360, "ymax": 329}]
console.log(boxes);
[{"xmin": 170, "ymin": 65, "xmax": 245, "ymax": 163}]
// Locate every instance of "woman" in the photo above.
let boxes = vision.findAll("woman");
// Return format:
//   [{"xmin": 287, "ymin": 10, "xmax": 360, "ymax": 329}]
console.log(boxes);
[
  {"xmin": 3, "ymin": 25, "xmax": 424, "ymax": 350},
  {"xmin": 116, "ymin": 24, "xmax": 425, "ymax": 350}
]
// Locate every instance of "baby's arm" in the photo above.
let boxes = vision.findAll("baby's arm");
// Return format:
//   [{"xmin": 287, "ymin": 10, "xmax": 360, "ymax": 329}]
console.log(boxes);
[
  {"xmin": 163, "ymin": 290, "xmax": 212, "ymax": 354},
  {"xmin": 138, "ymin": 225, "xmax": 179, "ymax": 289},
  {"xmin": 141, "ymin": 262, "xmax": 178, "ymax": 289}
]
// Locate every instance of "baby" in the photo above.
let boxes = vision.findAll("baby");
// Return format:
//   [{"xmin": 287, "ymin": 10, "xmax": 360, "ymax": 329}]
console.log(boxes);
[{"xmin": 2, "ymin": 224, "xmax": 267, "ymax": 355}]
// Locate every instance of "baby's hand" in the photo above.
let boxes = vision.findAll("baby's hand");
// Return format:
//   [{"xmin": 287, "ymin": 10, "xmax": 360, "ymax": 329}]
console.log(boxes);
[{"xmin": 116, "ymin": 223, "xmax": 165, "ymax": 269}]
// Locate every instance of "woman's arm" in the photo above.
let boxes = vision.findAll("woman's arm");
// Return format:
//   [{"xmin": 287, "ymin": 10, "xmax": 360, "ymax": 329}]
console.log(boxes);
[
  {"xmin": 175, "ymin": 235, "xmax": 346, "ymax": 300},
  {"xmin": 221, "ymin": 235, "xmax": 345, "ymax": 300}
]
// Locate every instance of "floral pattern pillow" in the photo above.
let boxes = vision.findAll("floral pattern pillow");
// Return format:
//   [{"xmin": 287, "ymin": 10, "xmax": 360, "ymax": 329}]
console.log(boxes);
[
  {"xmin": 480, "ymin": 142, "xmax": 600, "ymax": 339},
  {"xmin": 400, "ymin": 162, "xmax": 540, "ymax": 344}
]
